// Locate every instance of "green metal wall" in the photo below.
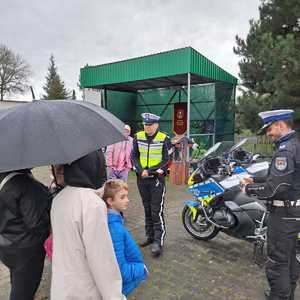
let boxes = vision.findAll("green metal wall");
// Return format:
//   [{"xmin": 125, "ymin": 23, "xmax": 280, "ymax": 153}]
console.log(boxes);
[
  {"xmin": 105, "ymin": 90, "xmax": 137, "ymax": 130},
  {"xmin": 105, "ymin": 82, "xmax": 235, "ymax": 147},
  {"xmin": 215, "ymin": 82, "xmax": 235, "ymax": 142}
]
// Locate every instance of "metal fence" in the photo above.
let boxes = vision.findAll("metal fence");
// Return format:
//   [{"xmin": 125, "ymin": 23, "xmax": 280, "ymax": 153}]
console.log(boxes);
[{"xmin": 235, "ymin": 135, "xmax": 274, "ymax": 158}]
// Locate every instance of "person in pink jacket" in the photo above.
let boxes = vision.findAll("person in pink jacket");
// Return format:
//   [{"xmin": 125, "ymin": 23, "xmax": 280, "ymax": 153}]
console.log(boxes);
[{"xmin": 106, "ymin": 124, "xmax": 133, "ymax": 182}]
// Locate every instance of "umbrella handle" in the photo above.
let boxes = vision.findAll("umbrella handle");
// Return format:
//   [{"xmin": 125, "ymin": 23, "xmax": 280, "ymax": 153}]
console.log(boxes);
[{"xmin": 51, "ymin": 165, "xmax": 59, "ymax": 188}]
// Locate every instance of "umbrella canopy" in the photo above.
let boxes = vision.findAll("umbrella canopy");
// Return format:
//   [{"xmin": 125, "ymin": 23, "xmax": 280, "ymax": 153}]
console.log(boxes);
[{"xmin": 0, "ymin": 100, "xmax": 125, "ymax": 172}]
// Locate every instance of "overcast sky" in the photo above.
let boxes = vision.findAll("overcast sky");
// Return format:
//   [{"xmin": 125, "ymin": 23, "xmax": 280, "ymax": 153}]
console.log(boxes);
[{"xmin": 0, "ymin": 0, "xmax": 261, "ymax": 100}]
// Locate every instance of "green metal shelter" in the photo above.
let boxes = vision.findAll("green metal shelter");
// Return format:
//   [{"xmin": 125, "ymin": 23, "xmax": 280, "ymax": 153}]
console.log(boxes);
[{"xmin": 80, "ymin": 47, "xmax": 238, "ymax": 146}]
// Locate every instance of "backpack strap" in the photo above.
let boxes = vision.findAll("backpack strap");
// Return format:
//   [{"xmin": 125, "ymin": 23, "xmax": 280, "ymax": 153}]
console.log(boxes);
[{"xmin": 0, "ymin": 172, "xmax": 22, "ymax": 192}]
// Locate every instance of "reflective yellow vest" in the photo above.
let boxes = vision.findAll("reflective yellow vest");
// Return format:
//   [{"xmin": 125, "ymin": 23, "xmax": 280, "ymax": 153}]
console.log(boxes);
[{"xmin": 136, "ymin": 131, "xmax": 167, "ymax": 168}]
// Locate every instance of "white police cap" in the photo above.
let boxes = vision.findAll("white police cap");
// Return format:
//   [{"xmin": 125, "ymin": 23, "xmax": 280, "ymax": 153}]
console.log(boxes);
[
  {"xmin": 258, "ymin": 109, "xmax": 294, "ymax": 134},
  {"xmin": 141, "ymin": 112, "xmax": 160, "ymax": 124}
]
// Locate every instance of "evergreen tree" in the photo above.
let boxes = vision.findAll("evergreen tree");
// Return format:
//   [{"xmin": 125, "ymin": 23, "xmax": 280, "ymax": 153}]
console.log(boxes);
[
  {"xmin": 234, "ymin": 0, "xmax": 300, "ymax": 132},
  {"xmin": 42, "ymin": 55, "xmax": 70, "ymax": 99}
]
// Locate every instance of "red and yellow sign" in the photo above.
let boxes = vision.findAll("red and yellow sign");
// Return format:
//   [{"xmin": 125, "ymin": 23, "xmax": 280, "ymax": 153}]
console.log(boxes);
[{"xmin": 173, "ymin": 103, "xmax": 187, "ymax": 135}]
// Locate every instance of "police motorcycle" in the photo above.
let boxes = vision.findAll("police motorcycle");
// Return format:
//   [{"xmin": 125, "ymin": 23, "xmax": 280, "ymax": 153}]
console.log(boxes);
[{"xmin": 182, "ymin": 139, "xmax": 270, "ymax": 263}]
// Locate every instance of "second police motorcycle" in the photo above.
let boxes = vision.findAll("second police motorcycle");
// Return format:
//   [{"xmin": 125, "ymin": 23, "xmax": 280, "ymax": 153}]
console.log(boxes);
[{"xmin": 182, "ymin": 139, "xmax": 300, "ymax": 263}]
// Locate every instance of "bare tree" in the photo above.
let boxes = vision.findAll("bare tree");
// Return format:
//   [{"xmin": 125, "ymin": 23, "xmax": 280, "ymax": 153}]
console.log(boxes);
[{"xmin": 0, "ymin": 44, "xmax": 32, "ymax": 100}]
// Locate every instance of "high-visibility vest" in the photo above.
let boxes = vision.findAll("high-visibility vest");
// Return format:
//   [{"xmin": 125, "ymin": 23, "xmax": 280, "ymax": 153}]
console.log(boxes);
[{"xmin": 136, "ymin": 131, "xmax": 167, "ymax": 168}]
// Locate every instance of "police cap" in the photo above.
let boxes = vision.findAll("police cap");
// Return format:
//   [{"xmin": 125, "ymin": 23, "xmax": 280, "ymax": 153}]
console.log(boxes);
[
  {"xmin": 141, "ymin": 112, "xmax": 160, "ymax": 125},
  {"xmin": 258, "ymin": 109, "xmax": 294, "ymax": 135}
]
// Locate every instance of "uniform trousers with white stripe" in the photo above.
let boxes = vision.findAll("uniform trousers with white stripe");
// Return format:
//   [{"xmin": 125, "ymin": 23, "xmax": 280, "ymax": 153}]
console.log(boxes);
[
  {"xmin": 137, "ymin": 176, "xmax": 166, "ymax": 246},
  {"xmin": 265, "ymin": 205, "xmax": 300, "ymax": 298}
]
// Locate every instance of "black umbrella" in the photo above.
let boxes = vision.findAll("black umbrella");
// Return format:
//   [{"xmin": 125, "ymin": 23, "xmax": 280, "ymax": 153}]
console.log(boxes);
[{"xmin": 0, "ymin": 100, "xmax": 125, "ymax": 172}]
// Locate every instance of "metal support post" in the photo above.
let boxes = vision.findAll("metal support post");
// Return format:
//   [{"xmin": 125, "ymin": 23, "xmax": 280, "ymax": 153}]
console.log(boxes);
[
  {"xmin": 187, "ymin": 73, "xmax": 191, "ymax": 163},
  {"xmin": 187, "ymin": 73, "xmax": 191, "ymax": 138}
]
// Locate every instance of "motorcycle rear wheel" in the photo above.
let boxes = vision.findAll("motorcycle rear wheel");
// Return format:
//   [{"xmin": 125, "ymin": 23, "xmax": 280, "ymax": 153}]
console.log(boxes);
[{"xmin": 182, "ymin": 205, "xmax": 219, "ymax": 240}]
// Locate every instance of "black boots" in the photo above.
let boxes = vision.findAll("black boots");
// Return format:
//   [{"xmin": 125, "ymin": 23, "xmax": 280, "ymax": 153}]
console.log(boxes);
[
  {"xmin": 264, "ymin": 289, "xmax": 289, "ymax": 300},
  {"xmin": 139, "ymin": 237, "xmax": 162, "ymax": 257},
  {"xmin": 139, "ymin": 237, "xmax": 153, "ymax": 247},
  {"xmin": 151, "ymin": 243, "xmax": 162, "ymax": 257}
]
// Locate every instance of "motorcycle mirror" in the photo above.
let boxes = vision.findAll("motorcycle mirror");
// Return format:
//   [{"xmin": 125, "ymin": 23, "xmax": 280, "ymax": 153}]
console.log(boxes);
[
  {"xmin": 228, "ymin": 138, "xmax": 248, "ymax": 153},
  {"xmin": 252, "ymin": 154, "xmax": 260, "ymax": 161}
]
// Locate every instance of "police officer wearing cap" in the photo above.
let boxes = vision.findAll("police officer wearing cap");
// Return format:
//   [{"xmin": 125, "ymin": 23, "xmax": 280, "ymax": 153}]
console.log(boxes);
[
  {"xmin": 241, "ymin": 109, "xmax": 300, "ymax": 300},
  {"xmin": 131, "ymin": 113, "xmax": 172, "ymax": 257}
]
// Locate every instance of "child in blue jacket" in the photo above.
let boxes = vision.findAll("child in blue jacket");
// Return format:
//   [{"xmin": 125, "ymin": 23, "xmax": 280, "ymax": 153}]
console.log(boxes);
[{"xmin": 103, "ymin": 179, "xmax": 148, "ymax": 296}]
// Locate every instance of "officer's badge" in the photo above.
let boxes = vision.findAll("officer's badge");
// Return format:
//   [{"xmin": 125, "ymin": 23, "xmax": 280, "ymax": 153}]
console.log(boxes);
[
  {"xmin": 279, "ymin": 144, "xmax": 286, "ymax": 149},
  {"xmin": 275, "ymin": 157, "xmax": 287, "ymax": 171}
]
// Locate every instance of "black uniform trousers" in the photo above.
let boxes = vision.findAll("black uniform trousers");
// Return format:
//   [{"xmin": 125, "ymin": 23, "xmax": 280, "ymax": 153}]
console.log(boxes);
[
  {"xmin": 137, "ymin": 176, "xmax": 166, "ymax": 246},
  {"xmin": 266, "ymin": 206, "xmax": 300, "ymax": 299},
  {"xmin": 0, "ymin": 245, "xmax": 46, "ymax": 300}
]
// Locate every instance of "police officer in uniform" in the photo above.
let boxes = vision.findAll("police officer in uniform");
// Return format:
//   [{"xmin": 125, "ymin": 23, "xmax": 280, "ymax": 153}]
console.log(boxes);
[
  {"xmin": 241, "ymin": 109, "xmax": 300, "ymax": 300},
  {"xmin": 132, "ymin": 113, "xmax": 171, "ymax": 257}
]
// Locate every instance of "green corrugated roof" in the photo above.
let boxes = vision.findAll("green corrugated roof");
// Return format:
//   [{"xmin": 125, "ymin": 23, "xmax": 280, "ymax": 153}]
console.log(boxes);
[{"xmin": 80, "ymin": 47, "xmax": 237, "ymax": 91}]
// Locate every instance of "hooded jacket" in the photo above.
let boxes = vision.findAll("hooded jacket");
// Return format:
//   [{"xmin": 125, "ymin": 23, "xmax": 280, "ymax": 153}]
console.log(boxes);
[
  {"xmin": 108, "ymin": 210, "xmax": 147, "ymax": 296},
  {"xmin": 0, "ymin": 169, "xmax": 52, "ymax": 249},
  {"xmin": 51, "ymin": 151, "xmax": 125, "ymax": 300},
  {"xmin": 64, "ymin": 150, "xmax": 107, "ymax": 189}
]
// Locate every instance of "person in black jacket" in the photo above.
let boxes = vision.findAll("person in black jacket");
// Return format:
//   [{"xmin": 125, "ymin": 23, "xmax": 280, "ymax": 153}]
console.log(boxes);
[
  {"xmin": 0, "ymin": 169, "xmax": 52, "ymax": 300},
  {"xmin": 241, "ymin": 110, "xmax": 300, "ymax": 300},
  {"xmin": 131, "ymin": 113, "xmax": 172, "ymax": 257}
]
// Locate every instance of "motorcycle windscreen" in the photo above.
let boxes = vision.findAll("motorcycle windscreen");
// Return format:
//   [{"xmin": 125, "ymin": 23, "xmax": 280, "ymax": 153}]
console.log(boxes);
[
  {"xmin": 219, "ymin": 173, "xmax": 247, "ymax": 189},
  {"xmin": 246, "ymin": 161, "xmax": 269, "ymax": 175}
]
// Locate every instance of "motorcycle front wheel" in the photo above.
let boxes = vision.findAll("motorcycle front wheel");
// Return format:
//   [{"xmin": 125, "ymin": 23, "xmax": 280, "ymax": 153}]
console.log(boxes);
[{"xmin": 182, "ymin": 205, "xmax": 219, "ymax": 240}]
